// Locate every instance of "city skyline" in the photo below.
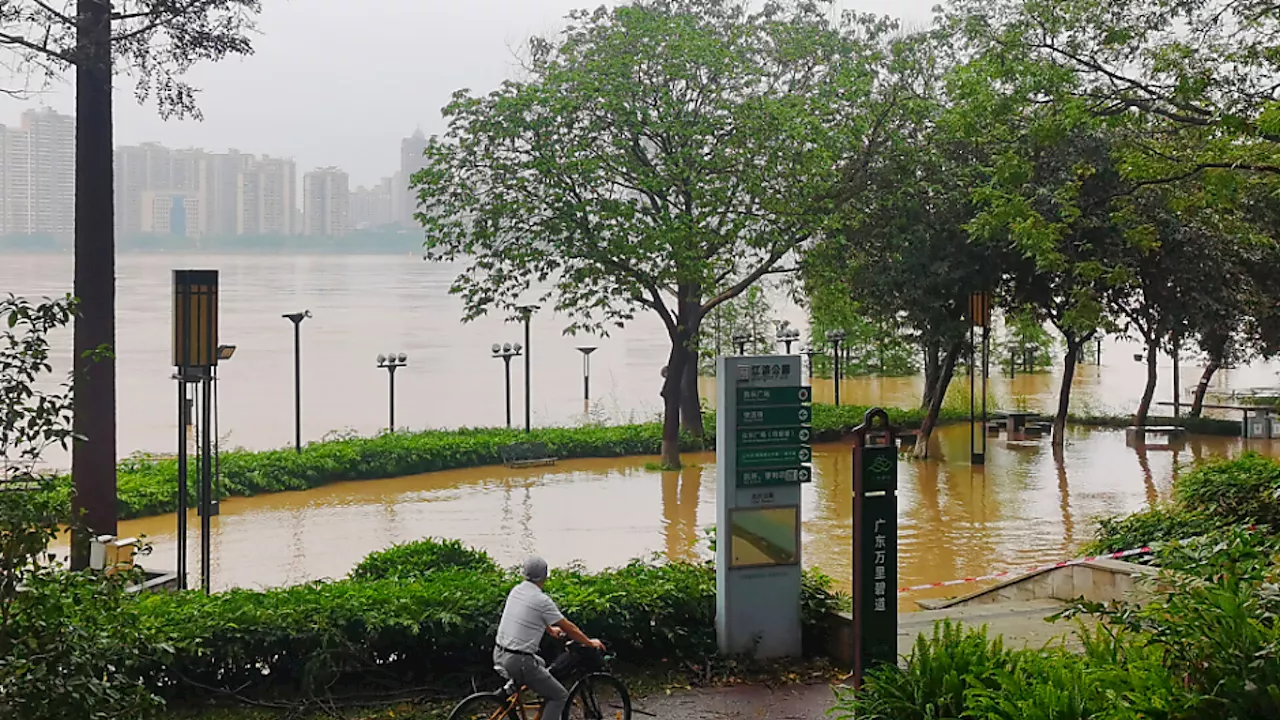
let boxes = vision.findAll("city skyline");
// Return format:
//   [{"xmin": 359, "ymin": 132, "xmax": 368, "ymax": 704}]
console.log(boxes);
[{"xmin": 0, "ymin": 106, "xmax": 422, "ymax": 239}]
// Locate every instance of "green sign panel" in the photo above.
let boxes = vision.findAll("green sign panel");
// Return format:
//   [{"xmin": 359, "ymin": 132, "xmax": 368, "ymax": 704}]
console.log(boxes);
[
  {"xmin": 855, "ymin": 442, "xmax": 898, "ymax": 681},
  {"xmin": 737, "ymin": 386, "xmax": 812, "ymax": 406},
  {"xmin": 738, "ymin": 405, "xmax": 812, "ymax": 427},
  {"xmin": 738, "ymin": 466, "xmax": 812, "ymax": 487},
  {"xmin": 737, "ymin": 445, "xmax": 812, "ymax": 468},
  {"xmin": 738, "ymin": 426, "xmax": 812, "ymax": 447}
]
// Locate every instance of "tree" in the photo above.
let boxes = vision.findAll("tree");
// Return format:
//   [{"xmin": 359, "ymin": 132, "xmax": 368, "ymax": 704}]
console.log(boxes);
[
  {"xmin": 946, "ymin": 0, "xmax": 1280, "ymax": 178},
  {"xmin": 0, "ymin": 1, "xmax": 261, "ymax": 565},
  {"xmin": 804, "ymin": 28, "xmax": 1005, "ymax": 458},
  {"xmin": 415, "ymin": 0, "xmax": 901, "ymax": 468}
]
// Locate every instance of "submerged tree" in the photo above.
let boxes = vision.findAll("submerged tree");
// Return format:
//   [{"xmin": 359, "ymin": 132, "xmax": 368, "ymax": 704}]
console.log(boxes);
[
  {"xmin": 0, "ymin": 1, "xmax": 261, "ymax": 564},
  {"xmin": 415, "ymin": 0, "xmax": 901, "ymax": 468}
]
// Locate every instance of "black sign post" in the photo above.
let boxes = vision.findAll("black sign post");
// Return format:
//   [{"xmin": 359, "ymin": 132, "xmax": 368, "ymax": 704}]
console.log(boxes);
[{"xmin": 852, "ymin": 408, "xmax": 898, "ymax": 687}]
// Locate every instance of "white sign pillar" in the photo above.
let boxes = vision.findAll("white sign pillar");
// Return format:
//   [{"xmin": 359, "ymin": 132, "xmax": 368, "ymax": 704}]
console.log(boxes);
[{"xmin": 715, "ymin": 355, "xmax": 811, "ymax": 658}]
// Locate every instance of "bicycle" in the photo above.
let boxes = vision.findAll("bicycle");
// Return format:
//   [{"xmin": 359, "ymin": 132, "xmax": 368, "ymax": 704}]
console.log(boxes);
[{"xmin": 448, "ymin": 641, "xmax": 632, "ymax": 720}]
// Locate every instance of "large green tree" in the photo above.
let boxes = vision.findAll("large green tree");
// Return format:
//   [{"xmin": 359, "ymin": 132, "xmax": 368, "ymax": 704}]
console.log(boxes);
[
  {"xmin": 415, "ymin": 0, "xmax": 901, "ymax": 467},
  {"xmin": 0, "ymin": 0, "xmax": 261, "ymax": 565}
]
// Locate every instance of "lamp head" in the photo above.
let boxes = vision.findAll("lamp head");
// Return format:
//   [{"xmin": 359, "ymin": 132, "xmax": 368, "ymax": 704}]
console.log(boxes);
[
  {"xmin": 492, "ymin": 343, "xmax": 501, "ymax": 354},
  {"xmin": 503, "ymin": 343, "xmax": 512, "ymax": 353},
  {"xmin": 397, "ymin": 353, "xmax": 407, "ymax": 363},
  {"xmin": 216, "ymin": 344, "xmax": 237, "ymax": 361},
  {"xmin": 283, "ymin": 310, "xmax": 310, "ymax": 324},
  {"xmin": 513, "ymin": 342, "xmax": 523, "ymax": 353},
  {"xmin": 377, "ymin": 354, "xmax": 387, "ymax": 364}
]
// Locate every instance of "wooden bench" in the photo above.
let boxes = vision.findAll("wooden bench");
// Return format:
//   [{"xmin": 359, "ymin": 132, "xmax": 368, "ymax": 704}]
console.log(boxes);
[
  {"xmin": 500, "ymin": 442, "xmax": 558, "ymax": 468},
  {"xmin": 1125, "ymin": 425, "xmax": 1187, "ymax": 449}
]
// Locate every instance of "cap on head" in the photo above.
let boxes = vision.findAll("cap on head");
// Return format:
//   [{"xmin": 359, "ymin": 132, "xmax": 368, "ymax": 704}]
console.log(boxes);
[{"xmin": 522, "ymin": 555, "xmax": 549, "ymax": 583}]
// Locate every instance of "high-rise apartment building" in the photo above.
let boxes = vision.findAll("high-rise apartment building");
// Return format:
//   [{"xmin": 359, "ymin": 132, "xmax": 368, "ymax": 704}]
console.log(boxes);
[
  {"xmin": 237, "ymin": 155, "xmax": 296, "ymax": 236},
  {"xmin": 0, "ymin": 108, "xmax": 75, "ymax": 237},
  {"xmin": 349, "ymin": 176, "xmax": 393, "ymax": 230},
  {"xmin": 397, "ymin": 129, "xmax": 428, "ymax": 227},
  {"xmin": 303, "ymin": 167, "xmax": 350, "ymax": 237},
  {"xmin": 115, "ymin": 142, "xmax": 174, "ymax": 236},
  {"xmin": 199, "ymin": 149, "xmax": 251, "ymax": 237}
]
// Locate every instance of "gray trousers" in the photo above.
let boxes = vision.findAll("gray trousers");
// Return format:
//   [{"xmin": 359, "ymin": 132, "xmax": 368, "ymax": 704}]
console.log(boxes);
[{"xmin": 494, "ymin": 646, "xmax": 569, "ymax": 720}]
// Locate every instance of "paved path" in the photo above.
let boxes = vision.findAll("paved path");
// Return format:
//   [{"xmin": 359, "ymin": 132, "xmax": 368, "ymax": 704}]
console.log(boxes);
[{"xmin": 633, "ymin": 600, "xmax": 1080, "ymax": 720}]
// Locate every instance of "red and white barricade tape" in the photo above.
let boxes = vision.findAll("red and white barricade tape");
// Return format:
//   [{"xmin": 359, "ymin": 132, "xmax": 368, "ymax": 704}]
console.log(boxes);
[{"xmin": 897, "ymin": 545, "xmax": 1154, "ymax": 595}]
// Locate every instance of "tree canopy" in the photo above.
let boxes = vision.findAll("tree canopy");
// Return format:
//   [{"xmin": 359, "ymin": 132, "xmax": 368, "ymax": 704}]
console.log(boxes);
[{"xmin": 415, "ymin": 0, "xmax": 908, "ymax": 466}]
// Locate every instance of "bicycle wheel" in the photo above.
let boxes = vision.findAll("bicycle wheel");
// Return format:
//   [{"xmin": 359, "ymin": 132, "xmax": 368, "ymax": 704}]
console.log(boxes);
[
  {"xmin": 564, "ymin": 673, "xmax": 631, "ymax": 720},
  {"xmin": 449, "ymin": 691, "xmax": 511, "ymax": 720}
]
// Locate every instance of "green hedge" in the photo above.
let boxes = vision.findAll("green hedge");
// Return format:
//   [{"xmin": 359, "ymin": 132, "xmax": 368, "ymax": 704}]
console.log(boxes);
[
  {"xmin": 83, "ymin": 403, "xmax": 970, "ymax": 521},
  {"xmin": 128, "ymin": 541, "xmax": 847, "ymax": 703},
  {"xmin": 1088, "ymin": 452, "xmax": 1280, "ymax": 553}
]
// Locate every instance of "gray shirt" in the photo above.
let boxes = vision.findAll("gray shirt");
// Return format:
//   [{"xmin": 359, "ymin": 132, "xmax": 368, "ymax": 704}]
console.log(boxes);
[{"xmin": 495, "ymin": 580, "xmax": 565, "ymax": 653}]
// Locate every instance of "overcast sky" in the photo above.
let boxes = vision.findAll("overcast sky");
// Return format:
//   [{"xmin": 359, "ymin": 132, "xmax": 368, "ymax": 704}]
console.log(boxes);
[{"xmin": 0, "ymin": 0, "xmax": 936, "ymax": 187}]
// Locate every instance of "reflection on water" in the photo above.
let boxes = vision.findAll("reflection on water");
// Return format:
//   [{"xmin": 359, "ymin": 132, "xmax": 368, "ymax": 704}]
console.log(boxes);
[
  {"xmin": 2, "ymin": 253, "xmax": 1277, "ymax": 466},
  {"xmin": 106, "ymin": 425, "xmax": 1280, "ymax": 610}
]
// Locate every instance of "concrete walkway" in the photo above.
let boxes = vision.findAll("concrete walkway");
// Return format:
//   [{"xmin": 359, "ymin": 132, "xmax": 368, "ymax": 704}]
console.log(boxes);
[{"xmin": 634, "ymin": 599, "xmax": 1079, "ymax": 720}]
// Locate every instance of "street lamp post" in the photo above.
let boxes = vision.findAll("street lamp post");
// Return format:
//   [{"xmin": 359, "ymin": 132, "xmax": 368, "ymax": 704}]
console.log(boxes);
[
  {"xmin": 282, "ymin": 310, "xmax": 310, "ymax": 453},
  {"xmin": 210, "ymin": 344, "xmax": 236, "ymax": 517},
  {"xmin": 776, "ymin": 322, "xmax": 801, "ymax": 354},
  {"xmin": 515, "ymin": 305, "xmax": 539, "ymax": 433},
  {"xmin": 492, "ymin": 342, "xmax": 523, "ymax": 428},
  {"xmin": 577, "ymin": 346, "xmax": 598, "ymax": 409},
  {"xmin": 376, "ymin": 353, "xmax": 408, "ymax": 432},
  {"xmin": 800, "ymin": 345, "xmax": 823, "ymax": 380},
  {"xmin": 732, "ymin": 333, "xmax": 751, "ymax": 355},
  {"xmin": 825, "ymin": 330, "xmax": 846, "ymax": 406}
]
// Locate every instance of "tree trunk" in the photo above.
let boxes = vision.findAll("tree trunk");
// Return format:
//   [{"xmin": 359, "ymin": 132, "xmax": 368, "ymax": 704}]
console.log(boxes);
[
  {"xmin": 70, "ymin": 0, "xmax": 117, "ymax": 569},
  {"xmin": 1053, "ymin": 333, "xmax": 1088, "ymax": 449},
  {"xmin": 660, "ymin": 335, "xmax": 690, "ymax": 470},
  {"xmin": 1134, "ymin": 337, "xmax": 1158, "ymax": 427},
  {"xmin": 680, "ymin": 335, "xmax": 705, "ymax": 439},
  {"xmin": 1190, "ymin": 355, "xmax": 1222, "ymax": 418},
  {"xmin": 920, "ymin": 341, "xmax": 941, "ymax": 411},
  {"xmin": 913, "ymin": 340, "xmax": 961, "ymax": 460}
]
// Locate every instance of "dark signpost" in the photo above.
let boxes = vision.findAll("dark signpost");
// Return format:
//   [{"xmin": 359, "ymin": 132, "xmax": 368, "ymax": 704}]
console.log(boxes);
[
  {"xmin": 852, "ymin": 408, "xmax": 898, "ymax": 687},
  {"xmin": 968, "ymin": 292, "xmax": 991, "ymax": 465}
]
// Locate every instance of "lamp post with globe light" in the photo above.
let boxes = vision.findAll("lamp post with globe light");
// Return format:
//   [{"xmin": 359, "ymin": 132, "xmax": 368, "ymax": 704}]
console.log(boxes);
[
  {"xmin": 776, "ymin": 322, "xmax": 801, "ymax": 354},
  {"xmin": 492, "ymin": 342, "xmax": 523, "ymax": 428},
  {"xmin": 376, "ymin": 353, "xmax": 408, "ymax": 432}
]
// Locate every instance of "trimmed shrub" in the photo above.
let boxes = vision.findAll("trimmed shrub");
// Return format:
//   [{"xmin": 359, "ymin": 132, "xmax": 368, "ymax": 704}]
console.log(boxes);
[
  {"xmin": 61, "ymin": 402, "xmax": 970, "ymax": 521},
  {"xmin": 130, "ymin": 548, "xmax": 844, "ymax": 704},
  {"xmin": 350, "ymin": 538, "xmax": 499, "ymax": 581},
  {"xmin": 1089, "ymin": 453, "xmax": 1280, "ymax": 553}
]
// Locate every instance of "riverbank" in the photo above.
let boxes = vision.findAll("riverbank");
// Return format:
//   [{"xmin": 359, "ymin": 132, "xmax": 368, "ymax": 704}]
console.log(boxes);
[{"xmin": 60, "ymin": 403, "xmax": 1244, "ymax": 522}]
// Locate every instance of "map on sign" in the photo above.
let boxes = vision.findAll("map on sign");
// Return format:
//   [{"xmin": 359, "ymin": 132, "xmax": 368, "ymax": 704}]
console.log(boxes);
[{"xmin": 729, "ymin": 507, "xmax": 799, "ymax": 568}]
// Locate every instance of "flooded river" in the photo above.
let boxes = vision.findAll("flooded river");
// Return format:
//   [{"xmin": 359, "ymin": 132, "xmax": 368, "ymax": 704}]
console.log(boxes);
[
  {"xmin": 114, "ymin": 424, "xmax": 1280, "ymax": 609},
  {"xmin": 2, "ymin": 253, "xmax": 1278, "ymax": 466},
  {"xmin": 9, "ymin": 253, "xmax": 1280, "ymax": 606}
]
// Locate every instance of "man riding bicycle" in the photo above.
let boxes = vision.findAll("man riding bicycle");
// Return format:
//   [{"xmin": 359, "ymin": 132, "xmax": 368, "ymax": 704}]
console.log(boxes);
[{"xmin": 494, "ymin": 556, "xmax": 606, "ymax": 720}]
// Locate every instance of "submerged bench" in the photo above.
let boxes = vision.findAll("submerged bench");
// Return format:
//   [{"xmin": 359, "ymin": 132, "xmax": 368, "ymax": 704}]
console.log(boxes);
[{"xmin": 500, "ymin": 442, "xmax": 558, "ymax": 468}]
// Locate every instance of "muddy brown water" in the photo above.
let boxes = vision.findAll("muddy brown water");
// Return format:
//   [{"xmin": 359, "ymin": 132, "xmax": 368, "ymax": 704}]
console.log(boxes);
[
  {"xmin": 9, "ymin": 253, "xmax": 1280, "ymax": 606},
  {"xmin": 3, "ymin": 253, "xmax": 1277, "ymax": 467},
  {"xmin": 109, "ymin": 425, "xmax": 1279, "ymax": 609}
]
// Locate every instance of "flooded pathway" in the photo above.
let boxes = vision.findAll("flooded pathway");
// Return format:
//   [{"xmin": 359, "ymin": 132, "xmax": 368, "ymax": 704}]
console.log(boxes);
[{"xmin": 112, "ymin": 425, "xmax": 1279, "ymax": 609}]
